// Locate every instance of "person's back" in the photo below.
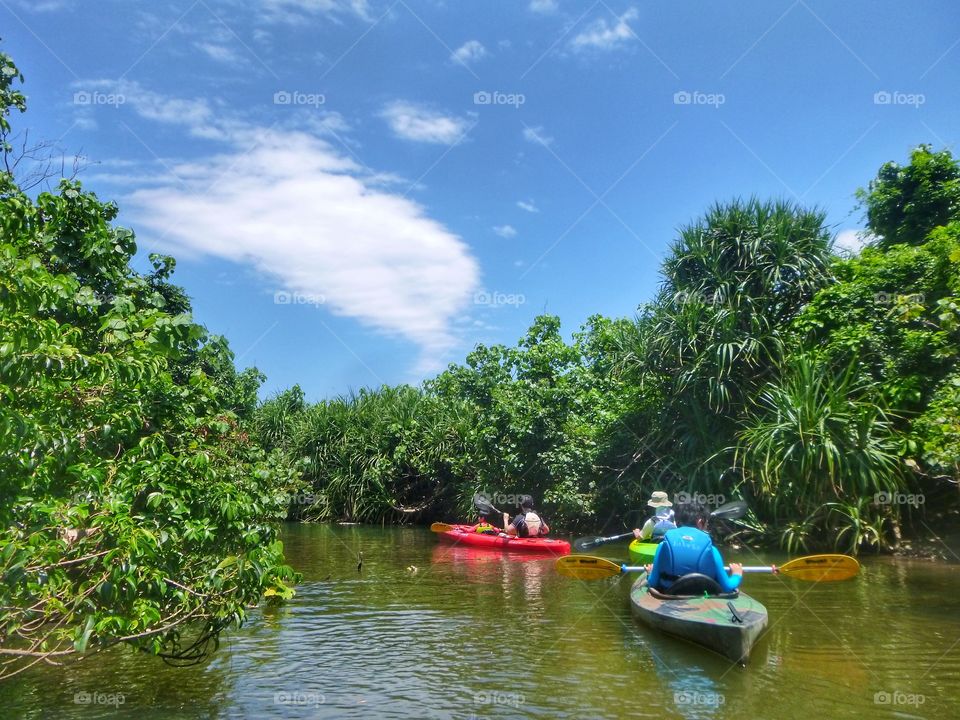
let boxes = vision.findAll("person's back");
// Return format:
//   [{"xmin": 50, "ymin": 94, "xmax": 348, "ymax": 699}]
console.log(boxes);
[
  {"xmin": 647, "ymin": 502, "xmax": 741, "ymax": 594},
  {"xmin": 506, "ymin": 495, "xmax": 549, "ymax": 538},
  {"xmin": 633, "ymin": 491, "xmax": 676, "ymax": 541},
  {"xmin": 649, "ymin": 508, "xmax": 676, "ymax": 540}
]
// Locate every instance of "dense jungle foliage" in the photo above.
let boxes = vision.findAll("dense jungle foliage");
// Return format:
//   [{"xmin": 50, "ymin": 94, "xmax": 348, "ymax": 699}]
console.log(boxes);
[
  {"xmin": 257, "ymin": 149, "xmax": 960, "ymax": 552},
  {"xmin": 1, "ymin": 52, "xmax": 299, "ymax": 678}
]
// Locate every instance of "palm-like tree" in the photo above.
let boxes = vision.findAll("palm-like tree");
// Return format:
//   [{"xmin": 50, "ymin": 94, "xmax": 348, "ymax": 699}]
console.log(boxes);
[{"xmin": 631, "ymin": 198, "xmax": 835, "ymax": 485}]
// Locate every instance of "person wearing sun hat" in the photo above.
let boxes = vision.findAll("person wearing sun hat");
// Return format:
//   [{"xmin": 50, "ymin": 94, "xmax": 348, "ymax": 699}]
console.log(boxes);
[{"xmin": 631, "ymin": 490, "xmax": 676, "ymax": 541}]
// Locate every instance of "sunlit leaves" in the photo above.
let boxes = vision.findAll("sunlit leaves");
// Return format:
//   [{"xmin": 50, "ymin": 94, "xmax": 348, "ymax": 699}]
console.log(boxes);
[{"xmin": 1, "ymin": 104, "xmax": 298, "ymax": 675}]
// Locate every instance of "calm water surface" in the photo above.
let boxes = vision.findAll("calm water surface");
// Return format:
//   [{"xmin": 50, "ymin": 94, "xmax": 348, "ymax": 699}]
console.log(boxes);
[{"xmin": 3, "ymin": 524, "xmax": 958, "ymax": 719}]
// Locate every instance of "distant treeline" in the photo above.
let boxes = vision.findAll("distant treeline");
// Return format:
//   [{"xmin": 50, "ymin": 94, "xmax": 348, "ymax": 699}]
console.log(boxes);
[{"xmin": 256, "ymin": 146, "xmax": 960, "ymax": 554}]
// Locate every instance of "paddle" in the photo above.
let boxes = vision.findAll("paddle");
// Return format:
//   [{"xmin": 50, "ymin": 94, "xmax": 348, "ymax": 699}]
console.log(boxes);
[
  {"xmin": 555, "ymin": 553, "xmax": 861, "ymax": 582},
  {"xmin": 473, "ymin": 492, "xmax": 514, "ymax": 534},
  {"xmin": 431, "ymin": 493, "xmax": 513, "ymax": 535},
  {"xmin": 572, "ymin": 499, "xmax": 750, "ymax": 552},
  {"xmin": 473, "ymin": 492, "xmax": 501, "ymax": 516}
]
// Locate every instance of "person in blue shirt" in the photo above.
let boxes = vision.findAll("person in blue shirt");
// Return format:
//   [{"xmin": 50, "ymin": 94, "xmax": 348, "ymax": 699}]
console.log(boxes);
[{"xmin": 646, "ymin": 500, "xmax": 743, "ymax": 594}]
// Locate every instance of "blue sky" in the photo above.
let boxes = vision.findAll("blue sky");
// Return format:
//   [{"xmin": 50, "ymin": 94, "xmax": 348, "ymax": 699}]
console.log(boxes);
[{"xmin": 3, "ymin": 0, "xmax": 958, "ymax": 400}]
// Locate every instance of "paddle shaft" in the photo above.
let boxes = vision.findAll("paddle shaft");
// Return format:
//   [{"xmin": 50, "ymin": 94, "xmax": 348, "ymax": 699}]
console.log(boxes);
[
  {"xmin": 620, "ymin": 564, "xmax": 775, "ymax": 574},
  {"xmin": 578, "ymin": 531, "xmax": 635, "ymax": 549},
  {"xmin": 557, "ymin": 553, "xmax": 858, "ymax": 582},
  {"xmin": 575, "ymin": 500, "xmax": 748, "ymax": 550}
]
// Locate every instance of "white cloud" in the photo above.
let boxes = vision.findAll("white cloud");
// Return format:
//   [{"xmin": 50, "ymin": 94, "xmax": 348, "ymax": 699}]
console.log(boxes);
[
  {"xmin": 451, "ymin": 40, "xmax": 487, "ymax": 65},
  {"xmin": 571, "ymin": 8, "xmax": 638, "ymax": 51},
  {"xmin": 74, "ymin": 113, "xmax": 98, "ymax": 131},
  {"xmin": 382, "ymin": 101, "xmax": 470, "ymax": 145},
  {"xmin": 529, "ymin": 0, "xmax": 557, "ymax": 13},
  {"xmin": 303, "ymin": 111, "xmax": 352, "ymax": 137},
  {"xmin": 124, "ymin": 125, "xmax": 480, "ymax": 367},
  {"xmin": 493, "ymin": 225, "xmax": 518, "ymax": 238},
  {"xmin": 78, "ymin": 79, "xmax": 222, "ymax": 139},
  {"xmin": 516, "ymin": 199, "xmax": 539, "ymax": 213},
  {"xmin": 834, "ymin": 229, "xmax": 871, "ymax": 255},
  {"xmin": 523, "ymin": 125, "xmax": 553, "ymax": 147},
  {"xmin": 257, "ymin": 0, "xmax": 372, "ymax": 23},
  {"xmin": 195, "ymin": 42, "xmax": 244, "ymax": 64},
  {"xmin": 14, "ymin": 0, "xmax": 72, "ymax": 11}
]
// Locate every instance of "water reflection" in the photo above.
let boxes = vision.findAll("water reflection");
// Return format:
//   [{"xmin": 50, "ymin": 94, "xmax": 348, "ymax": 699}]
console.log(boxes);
[
  {"xmin": 429, "ymin": 544, "xmax": 552, "ymax": 605},
  {"xmin": 2, "ymin": 526, "xmax": 959, "ymax": 719}
]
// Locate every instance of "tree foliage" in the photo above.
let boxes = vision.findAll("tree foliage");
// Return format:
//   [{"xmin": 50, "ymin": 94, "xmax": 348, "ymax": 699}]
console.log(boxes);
[
  {"xmin": 856, "ymin": 145, "xmax": 960, "ymax": 249},
  {"xmin": 0, "ymin": 53, "xmax": 298, "ymax": 678}
]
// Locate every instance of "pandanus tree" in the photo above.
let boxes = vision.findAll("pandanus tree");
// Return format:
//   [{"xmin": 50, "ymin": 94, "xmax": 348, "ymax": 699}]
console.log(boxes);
[
  {"xmin": 635, "ymin": 199, "xmax": 834, "ymax": 486},
  {"xmin": 737, "ymin": 354, "xmax": 902, "ymax": 552}
]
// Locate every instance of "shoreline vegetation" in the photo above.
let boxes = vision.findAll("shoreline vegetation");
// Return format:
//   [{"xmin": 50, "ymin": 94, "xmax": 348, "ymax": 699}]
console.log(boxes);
[
  {"xmin": 255, "ymin": 161, "xmax": 960, "ymax": 556},
  {"xmin": 2, "ymin": 48, "xmax": 958, "ymax": 676}
]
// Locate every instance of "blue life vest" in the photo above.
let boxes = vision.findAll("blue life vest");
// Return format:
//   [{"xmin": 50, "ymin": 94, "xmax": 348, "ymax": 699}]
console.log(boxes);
[
  {"xmin": 655, "ymin": 527, "xmax": 715, "ymax": 588},
  {"xmin": 650, "ymin": 510, "xmax": 676, "ymax": 539}
]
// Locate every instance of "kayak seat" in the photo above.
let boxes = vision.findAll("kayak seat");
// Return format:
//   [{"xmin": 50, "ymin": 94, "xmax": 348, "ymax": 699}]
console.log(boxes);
[{"xmin": 650, "ymin": 573, "xmax": 740, "ymax": 600}]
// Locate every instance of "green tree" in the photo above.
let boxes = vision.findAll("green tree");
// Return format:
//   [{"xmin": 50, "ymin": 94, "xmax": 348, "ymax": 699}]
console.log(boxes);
[
  {"xmin": 628, "ymin": 198, "xmax": 834, "ymax": 486},
  {"xmin": 0, "ymin": 52, "xmax": 298, "ymax": 678},
  {"xmin": 737, "ymin": 354, "xmax": 901, "ymax": 552},
  {"xmin": 856, "ymin": 145, "xmax": 960, "ymax": 249}
]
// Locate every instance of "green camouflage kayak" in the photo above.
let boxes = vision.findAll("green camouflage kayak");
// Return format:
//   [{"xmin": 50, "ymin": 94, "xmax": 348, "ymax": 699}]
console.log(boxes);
[{"xmin": 629, "ymin": 575, "xmax": 768, "ymax": 664}]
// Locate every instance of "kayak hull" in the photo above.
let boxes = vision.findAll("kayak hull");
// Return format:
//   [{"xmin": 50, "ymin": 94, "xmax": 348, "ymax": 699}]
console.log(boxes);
[
  {"xmin": 627, "ymin": 539, "xmax": 659, "ymax": 564},
  {"xmin": 436, "ymin": 525, "xmax": 570, "ymax": 555},
  {"xmin": 630, "ymin": 576, "xmax": 768, "ymax": 664}
]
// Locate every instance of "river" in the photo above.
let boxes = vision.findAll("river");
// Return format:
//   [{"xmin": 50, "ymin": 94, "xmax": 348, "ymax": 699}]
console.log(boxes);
[{"xmin": 2, "ymin": 524, "xmax": 958, "ymax": 719}]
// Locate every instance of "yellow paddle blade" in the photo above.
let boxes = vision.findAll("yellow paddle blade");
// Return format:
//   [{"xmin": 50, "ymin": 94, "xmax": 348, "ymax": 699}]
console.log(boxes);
[
  {"xmin": 430, "ymin": 522, "xmax": 457, "ymax": 533},
  {"xmin": 779, "ymin": 554, "xmax": 860, "ymax": 582},
  {"xmin": 555, "ymin": 555, "xmax": 623, "ymax": 580}
]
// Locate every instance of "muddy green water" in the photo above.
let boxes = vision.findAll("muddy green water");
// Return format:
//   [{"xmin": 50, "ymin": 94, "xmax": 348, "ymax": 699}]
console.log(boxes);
[{"xmin": 3, "ymin": 524, "xmax": 959, "ymax": 719}]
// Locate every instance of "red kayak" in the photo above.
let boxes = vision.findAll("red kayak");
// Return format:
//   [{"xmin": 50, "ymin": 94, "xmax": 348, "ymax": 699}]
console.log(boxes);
[{"xmin": 435, "ymin": 525, "xmax": 570, "ymax": 555}]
